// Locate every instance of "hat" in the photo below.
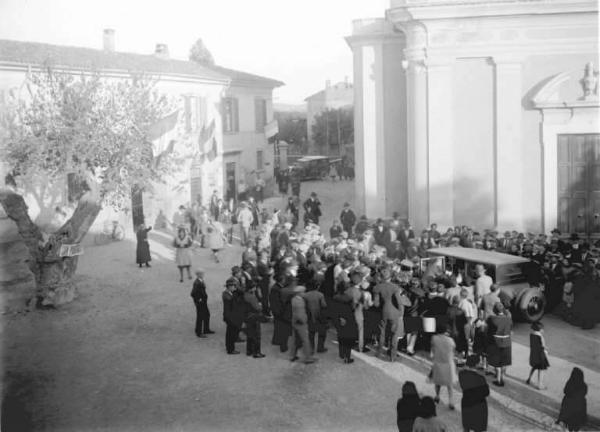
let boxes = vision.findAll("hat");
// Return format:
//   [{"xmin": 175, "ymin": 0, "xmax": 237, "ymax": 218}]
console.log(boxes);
[
  {"xmin": 225, "ymin": 277, "xmax": 239, "ymax": 287},
  {"xmin": 400, "ymin": 259, "xmax": 415, "ymax": 268},
  {"xmin": 343, "ymin": 202, "xmax": 350, "ymax": 207},
  {"xmin": 570, "ymin": 233, "xmax": 580, "ymax": 241},
  {"xmin": 284, "ymin": 222, "xmax": 292, "ymax": 230},
  {"xmin": 292, "ymin": 285, "xmax": 307, "ymax": 293},
  {"xmin": 310, "ymin": 192, "xmax": 317, "ymax": 197}
]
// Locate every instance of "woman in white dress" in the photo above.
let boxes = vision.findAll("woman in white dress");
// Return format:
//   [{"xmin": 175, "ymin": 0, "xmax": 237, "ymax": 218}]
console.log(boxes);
[{"xmin": 173, "ymin": 227, "xmax": 193, "ymax": 282}]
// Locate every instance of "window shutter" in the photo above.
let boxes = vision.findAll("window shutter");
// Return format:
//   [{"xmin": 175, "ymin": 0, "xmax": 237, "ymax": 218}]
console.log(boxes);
[
  {"xmin": 233, "ymin": 98, "xmax": 239, "ymax": 132},
  {"xmin": 184, "ymin": 95, "xmax": 192, "ymax": 133}
]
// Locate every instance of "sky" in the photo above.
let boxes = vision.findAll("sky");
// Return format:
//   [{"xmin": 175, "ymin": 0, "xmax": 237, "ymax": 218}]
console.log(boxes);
[{"xmin": 0, "ymin": 0, "xmax": 388, "ymax": 105}]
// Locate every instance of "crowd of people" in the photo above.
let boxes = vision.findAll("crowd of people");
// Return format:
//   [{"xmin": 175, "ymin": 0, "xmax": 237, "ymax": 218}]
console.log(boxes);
[{"xmin": 140, "ymin": 187, "xmax": 596, "ymax": 431}]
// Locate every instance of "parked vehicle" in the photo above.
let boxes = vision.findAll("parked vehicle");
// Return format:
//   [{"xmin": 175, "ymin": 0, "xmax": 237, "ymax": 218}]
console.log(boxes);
[
  {"xmin": 424, "ymin": 247, "xmax": 546, "ymax": 322},
  {"xmin": 292, "ymin": 156, "xmax": 330, "ymax": 180}
]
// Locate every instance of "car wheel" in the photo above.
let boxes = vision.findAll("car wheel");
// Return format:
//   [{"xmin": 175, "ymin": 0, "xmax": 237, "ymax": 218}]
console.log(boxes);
[{"xmin": 518, "ymin": 288, "xmax": 546, "ymax": 322}]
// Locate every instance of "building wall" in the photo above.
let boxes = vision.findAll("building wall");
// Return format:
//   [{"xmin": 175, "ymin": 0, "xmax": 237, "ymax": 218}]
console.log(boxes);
[
  {"xmin": 222, "ymin": 85, "xmax": 275, "ymax": 194},
  {"xmin": 0, "ymin": 65, "xmax": 226, "ymax": 234},
  {"xmin": 349, "ymin": 0, "xmax": 599, "ymax": 234},
  {"xmin": 305, "ymin": 82, "xmax": 353, "ymax": 153}
]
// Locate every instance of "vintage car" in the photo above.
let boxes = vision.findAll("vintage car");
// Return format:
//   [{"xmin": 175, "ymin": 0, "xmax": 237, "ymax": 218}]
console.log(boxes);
[
  {"xmin": 292, "ymin": 156, "xmax": 330, "ymax": 180},
  {"xmin": 424, "ymin": 247, "xmax": 546, "ymax": 322}
]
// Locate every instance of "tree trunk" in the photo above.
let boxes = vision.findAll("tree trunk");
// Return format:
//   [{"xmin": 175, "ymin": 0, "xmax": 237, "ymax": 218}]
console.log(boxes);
[{"xmin": 0, "ymin": 188, "xmax": 102, "ymax": 307}]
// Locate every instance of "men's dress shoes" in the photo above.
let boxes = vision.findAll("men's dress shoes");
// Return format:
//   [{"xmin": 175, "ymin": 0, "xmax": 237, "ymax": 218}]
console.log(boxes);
[
  {"xmin": 344, "ymin": 358, "xmax": 355, "ymax": 364},
  {"xmin": 302, "ymin": 358, "xmax": 318, "ymax": 364},
  {"xmin": 196, "ymin": 334, "xmax": 207, "ymax": 338},
  {"xmin": 204, "ymin": 330, "xmax": 215, "ymax": 334},
  {"xmin": 290, "ymin": 356, "xmax": 299, "ymax": 362},
  {"xmin": 316, "ymin": 348, "xmax": 328, "ymax": 353},
  {"xmin": 227, "ymin": 350, "xmax": 240, "ymax": 355},
  {"xmin": 253, "ymin": 353, "xmax": 266, "ymax": 358}
]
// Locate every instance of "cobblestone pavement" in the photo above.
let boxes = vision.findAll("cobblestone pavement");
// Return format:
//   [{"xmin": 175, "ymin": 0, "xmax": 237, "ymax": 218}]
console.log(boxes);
[{"xmin": 1, "ymin": 180, "xmax": 598, "ymax": 431}]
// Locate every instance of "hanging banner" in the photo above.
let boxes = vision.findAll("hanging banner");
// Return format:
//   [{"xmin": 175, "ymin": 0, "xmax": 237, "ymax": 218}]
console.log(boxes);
[
  {"xmin": 59, "ymin": 243, "xmax": 84, "ymax": 257},
  {"xmin": 264, "ymin": 120, "xmax": 279, "ymax": 139}
]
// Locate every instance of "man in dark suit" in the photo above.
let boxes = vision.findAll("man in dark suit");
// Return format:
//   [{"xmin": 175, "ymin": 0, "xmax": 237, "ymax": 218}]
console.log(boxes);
[
  {"xmin": 191, "ymin": 270, "xmax": 214, "ymax": 338},
  {"xmin": 303, "ymin": 192, "xmax": 322, "ymax": 225},
  {"xmin": 398, "ymin": 222, "xmax": 415, "ymax": 249},
  {"xmin": 222, "ymin": 277, "xmax": 244, "ymax": 354},
  {"xmin": 340, "ymin": 202, "xmax": 356, "ymax": 236}
]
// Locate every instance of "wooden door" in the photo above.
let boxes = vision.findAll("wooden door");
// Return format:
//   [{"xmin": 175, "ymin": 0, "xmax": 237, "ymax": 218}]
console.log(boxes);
[{"xmin": 557, "ymin": 134, "xmax": 600, "ymax": 239}]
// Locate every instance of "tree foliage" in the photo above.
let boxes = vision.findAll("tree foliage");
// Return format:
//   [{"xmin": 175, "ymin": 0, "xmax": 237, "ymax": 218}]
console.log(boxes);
[
  {"xmin": 1, "ymin": 68, "xmax": 179, "ymax": 209},
  {"xmin": 311, "ymin": 107, "xmax": 354, "ymax": 155},
  {"xmin": 274, "ymin": 111, "xmax": 307, "ymax": 154},
  {"xmin": 189, "ymin": 38, "xmax": 215, "ymax": 66}
]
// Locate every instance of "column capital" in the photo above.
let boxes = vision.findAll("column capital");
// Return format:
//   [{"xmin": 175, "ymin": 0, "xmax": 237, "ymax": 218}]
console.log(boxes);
[{"xmin": 424, "ymin": 56, "xmax": 455, "ymax": 69}]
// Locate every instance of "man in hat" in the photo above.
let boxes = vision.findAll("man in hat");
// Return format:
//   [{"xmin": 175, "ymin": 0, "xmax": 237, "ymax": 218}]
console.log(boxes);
[
  {"xmin": 373, "ymin": 266, "xmax": 410, "ymax": 361},
  {"xmin": 222, "ymin": 277, "xmax": 244, "ymax": 354},
  {"xmin": 340, "ymin": 202, "xmax": 357, "ymax": 236},
  {"xmin": 243, "ymin": 281, "xmax": 266, "ymax": 358},
  {"xmin": 191, "ymin": 269, "xmax": 215, "ymax": 338},
  {"xmin": 304, "ymin": 282, "xmax": 328, "ymax": 354},
  {"xmin": 290, "ymin": 285, "xmax": 318, "ymax": 363},
  {"xmin": 303, "ymin": 192, "xmax": 322, "ymax": 226}
]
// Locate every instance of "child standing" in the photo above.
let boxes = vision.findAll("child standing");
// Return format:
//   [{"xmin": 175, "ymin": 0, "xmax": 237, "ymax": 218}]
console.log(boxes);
[{"xmin": 526, "ymin": 321, "xmax": 550, "ymax": 390}]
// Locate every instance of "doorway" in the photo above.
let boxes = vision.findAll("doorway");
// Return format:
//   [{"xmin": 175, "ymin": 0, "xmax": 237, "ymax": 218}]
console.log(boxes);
[
  {"xmin": 557, "ymin": 134, "xmax": 600, "ymax": 239},
  {"xmin": 225, "ymin": 162, "xmax": 236, "ymax": 202}
]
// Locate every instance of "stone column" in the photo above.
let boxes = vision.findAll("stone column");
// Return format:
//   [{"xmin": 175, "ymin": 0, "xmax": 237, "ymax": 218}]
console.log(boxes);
[
  {"xmin": 494, "ymin": 57, "xmax": 524, "ymax": 231},
  {"xmin": 406, "ymin": 59, "xmax": 429, "ymax": 229},
  {"xmin": 426, "ymin": 57, "xmax": 455, "ymax": 229},
  {"xmin": 278, "ymin": 141, "xmax": 289, "ymax": 169},
  {"xmin": 346, "ymin": 19, "xmax": 406, "ymax": 219}
]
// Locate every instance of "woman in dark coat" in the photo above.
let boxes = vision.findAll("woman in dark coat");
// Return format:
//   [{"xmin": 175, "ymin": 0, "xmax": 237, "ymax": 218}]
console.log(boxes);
[
  {"xmin": 486, "ymin": 302, "xmax": 512, "ymax": 386},
  {"xmin": 447, "ymin": 295, "xmax": 468, "ymax": 361},
  {"xmin": 459, "ymin": 355, "xmax": 489, "ymax": 432},
  {"xmin": 136, "ymin": 223, "xmax": 152, "ymax": 267},
  {"xmin": 557, "ymin": 367, "xmax": 588, "ymax": 431},
  {"xmin": 526, "ymin": 321, "xmax": 550, "ymax": 389},
  {"xmin": 330, "ymin": 286, "xmax": 358, "ymax": 363},
  {"xmin": 269, "ymin": 274, "xmax": 290, "ymax": 351},
  {"xmin": 396, "ymin": 381, "xmax": 421, "ymax": 432}
]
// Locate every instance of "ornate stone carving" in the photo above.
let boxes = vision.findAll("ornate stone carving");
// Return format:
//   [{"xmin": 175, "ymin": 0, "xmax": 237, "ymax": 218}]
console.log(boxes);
[{"xmin": 581, "ymin": 62, "xmax": 599, "ymax": 100}]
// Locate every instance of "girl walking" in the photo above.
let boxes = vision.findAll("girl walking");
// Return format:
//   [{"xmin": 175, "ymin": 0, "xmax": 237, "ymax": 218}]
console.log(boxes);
[
  {"xmin": 173, "ymin": 227, "xmax": 193, "ymax": 282},
  {"xmin": 526, "ymin": 321, "xmax": 550, "ymax": 390}
]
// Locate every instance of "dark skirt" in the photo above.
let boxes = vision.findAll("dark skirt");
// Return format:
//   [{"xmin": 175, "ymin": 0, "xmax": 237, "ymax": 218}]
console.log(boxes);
[
  {"xmin": 272, "ymin": 318, "xmax": 292, "ymax": 345},
  {"xmin": 462, "ymin": 401, "xmax": 488, "ymax": 432},
  {"xmin": 136, "ymin": 240, "xmax": 151, "ymax": 264},
  {"xmin": 404, "ymin": 316, "xmax": 422, "ymax": 334},
  {"xmin": 487, "ymin": 344, "xmax": 512, "ymax": 367}
]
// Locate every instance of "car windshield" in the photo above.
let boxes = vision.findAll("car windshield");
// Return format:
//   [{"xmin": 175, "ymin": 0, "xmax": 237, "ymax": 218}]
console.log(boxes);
[{"xmin": 463, "ymin": 261, "xmax": 527, "ymax": 285}]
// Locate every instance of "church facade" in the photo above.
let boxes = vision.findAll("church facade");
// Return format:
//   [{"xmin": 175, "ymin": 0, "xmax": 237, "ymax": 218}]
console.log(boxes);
[{"xmin": 347, "ymin": 0, "xmax": 599, "ymax": 239}]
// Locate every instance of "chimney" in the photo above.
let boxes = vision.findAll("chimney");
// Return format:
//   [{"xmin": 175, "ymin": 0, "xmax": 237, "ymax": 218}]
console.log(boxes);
[
  {"xmin": 325, "ymin": 79, "xmax": 331, "ymax": 89},
  {"xmin": 155, "ymin": 43, "xmax": 169, "ymax": 59},
  {"xmin": 103, "ymin": 29, "xmax": 115, "ymax": 52}
]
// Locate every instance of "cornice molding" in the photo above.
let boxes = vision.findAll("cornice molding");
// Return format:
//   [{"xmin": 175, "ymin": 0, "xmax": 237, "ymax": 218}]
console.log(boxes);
[{"xmin": 387, "ymin": 0, "xmax": 597, "ymax": 22}]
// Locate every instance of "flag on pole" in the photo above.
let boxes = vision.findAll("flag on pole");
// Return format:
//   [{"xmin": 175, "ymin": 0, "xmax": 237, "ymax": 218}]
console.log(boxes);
[
  {"xmin": 198, "ymin": 119, "xmax": 215, "ymax": 152},
  {"xmin": 147, "ymin": 110, "xmax": 179, "ymax": 141},
  {"xmin": 207, "ymin": 137, "xmax": 218, "ymax": 162}
]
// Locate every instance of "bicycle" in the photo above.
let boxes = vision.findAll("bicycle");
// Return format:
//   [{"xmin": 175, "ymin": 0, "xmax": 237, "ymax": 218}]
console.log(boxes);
[{"xmin": 94, "ymin": 220, "xmax": 125, "ymax": 245}]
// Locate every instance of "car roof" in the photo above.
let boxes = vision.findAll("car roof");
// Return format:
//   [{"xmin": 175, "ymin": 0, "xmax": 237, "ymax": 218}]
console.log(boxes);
[
  {"xmin": 427, "ymin": 247, "xmax": 531, "ymax": 266},
  {"xmin": 296, "ymin": 156, "xmax": 328, "ymax": 162}
]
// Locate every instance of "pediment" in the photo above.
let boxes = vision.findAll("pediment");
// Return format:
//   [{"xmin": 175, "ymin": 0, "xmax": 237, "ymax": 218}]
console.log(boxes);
[{"xmin": 532, "ymin": 62, "xmax": 599, "ymax": 109}]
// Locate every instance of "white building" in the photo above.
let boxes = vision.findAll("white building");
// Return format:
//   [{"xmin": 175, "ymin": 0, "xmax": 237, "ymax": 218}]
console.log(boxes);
[
  {"xmin": 347, "ymin": 0, "xmax": 599, "ymax": 239},
  {"xmin": 304, "ymin": 79, "xmax": 353, "ymax": 154},
  {"xmin": 0, "ymin": 30, "xmax": 282, "ymax": 231}
]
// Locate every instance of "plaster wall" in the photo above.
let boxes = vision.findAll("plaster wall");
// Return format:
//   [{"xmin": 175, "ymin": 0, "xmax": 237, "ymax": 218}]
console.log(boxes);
[{"xmin": 452, "ymin": 57, "xmax": 495, "ymax": 228}]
